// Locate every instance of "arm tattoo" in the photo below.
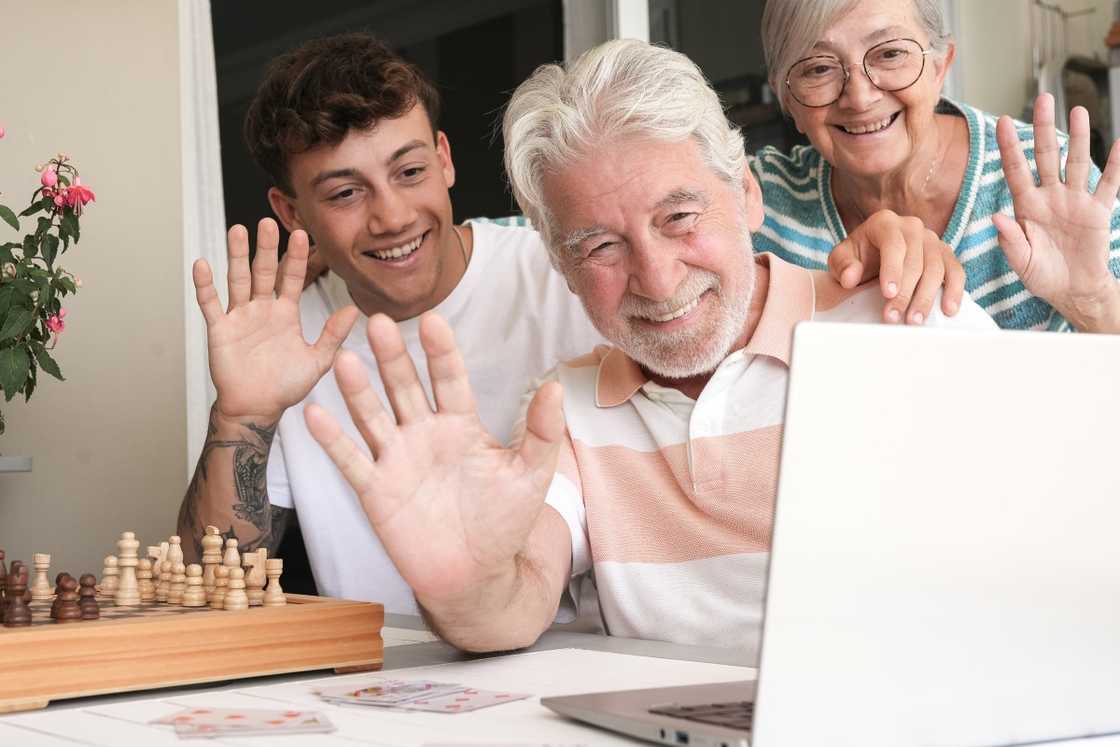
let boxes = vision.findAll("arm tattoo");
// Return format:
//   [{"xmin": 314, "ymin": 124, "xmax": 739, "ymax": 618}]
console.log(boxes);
[{"xmin": 180, "ymin": 409, "xmax": 281, "ymax": 556}]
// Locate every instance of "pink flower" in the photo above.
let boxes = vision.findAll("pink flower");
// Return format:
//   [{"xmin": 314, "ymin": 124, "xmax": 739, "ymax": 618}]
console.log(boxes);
[
  {"xmin": 46, "ymin": 308, "xmax": 67, "ymax": 334},
  {"xmin": 0, "ymin": 126, "xmax": 5, "ymax": 139},
  {"xmin": 62, "ymin": 178, "xmax": 95, "ymax": 215},
  {"xmin": 40, "ymin": 168, "xmax": 58, "ymax": 188}
]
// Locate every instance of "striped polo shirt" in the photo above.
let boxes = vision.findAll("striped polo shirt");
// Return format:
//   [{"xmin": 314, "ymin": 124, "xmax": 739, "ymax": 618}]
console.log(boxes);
[
  {"xmin": 749, "ymin": 98, "xmax": 1120, "ymax": 331},
  {"xmin": 542, "ymin": 253, "xmax": 996, "ymax": 659}
]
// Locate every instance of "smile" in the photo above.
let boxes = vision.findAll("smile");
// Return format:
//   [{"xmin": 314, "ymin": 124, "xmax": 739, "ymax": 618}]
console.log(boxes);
[
  {"xmin": 367, "ymin": 231, "xmax": 427, "ymax": 261},
  {"xmin": 638, "ymin": 295, "xmax": 701, "ymax": 323},
  {"xmin": 837, "ymin": 111, "xmax": 900, "ymax": 135}
]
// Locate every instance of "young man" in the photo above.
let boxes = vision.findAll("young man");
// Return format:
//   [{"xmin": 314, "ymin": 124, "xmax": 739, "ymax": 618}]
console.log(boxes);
[
  {"xmin": 176, "ymin": 34, "xmax": 605, "ymax": 613},
  {"xmin": 303, "ymin": 40, "xmax": 996, "ymax": 658}
]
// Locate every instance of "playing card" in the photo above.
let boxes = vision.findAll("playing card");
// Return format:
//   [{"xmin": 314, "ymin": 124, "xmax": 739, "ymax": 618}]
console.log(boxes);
[
  {"xmin": 317, "ymin": 679, "xmax": 465, "ymax": 706},
  {"xmin": 152, "ymin": 707, "xmax": 335, "ymax": 737},
  {"xmin": 398, "ymin": 687, "xmax": 531, "ymax": 713}
]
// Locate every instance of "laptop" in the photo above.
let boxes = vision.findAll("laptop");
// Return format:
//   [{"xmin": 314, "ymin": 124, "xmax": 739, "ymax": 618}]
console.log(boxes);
[{"xmin": 543, "ymin": 323, "xmax": 1120, "ymax": 746}]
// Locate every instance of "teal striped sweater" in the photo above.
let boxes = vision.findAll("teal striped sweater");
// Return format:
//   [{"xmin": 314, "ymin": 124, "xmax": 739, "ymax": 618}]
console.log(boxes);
[{"xmin": 750, "ymin": 99, "xmax": 1120, "ymax": 331}]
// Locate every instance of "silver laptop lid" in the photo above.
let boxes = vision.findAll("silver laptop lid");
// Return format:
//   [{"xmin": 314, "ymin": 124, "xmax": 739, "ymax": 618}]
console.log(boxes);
[{"xmin": 753, "ymin": 323, "xmax": 1120, "ymax": 747}]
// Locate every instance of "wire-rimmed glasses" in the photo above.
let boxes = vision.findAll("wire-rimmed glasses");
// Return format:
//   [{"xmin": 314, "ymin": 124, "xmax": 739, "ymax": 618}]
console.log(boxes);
[{"xmin": 785, "ymin": 38, "xmax": 933, "ymax": 108}]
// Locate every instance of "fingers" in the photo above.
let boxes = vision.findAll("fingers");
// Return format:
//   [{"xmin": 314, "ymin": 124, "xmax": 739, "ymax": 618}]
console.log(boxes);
[
  {"xmin": 226, "ymin": 225, "xmax": 252, "ymax": 311},
  {"xmin": 940, "ymin": 245, "xmax": 965, "ymax": 317},
  {"xmin": 312, "ymin": 304, "xmax": 360, "ymax": 372},
  {"xmin": 192, "ymin": 259, "xmax": 223, "ymax": 327},
  {"xmin": 997, "ymin": 115, "xmax": 1036, "ymax": 202},
  {"xmin": 883, "ymin": 218, "xmax": 925, "ymax": 324},
  {"xmin": 250, "ymin": 218, "xmax": 280, "ymax": 300},
  {"xmin": 1032, "ymin": 93, "xmax": 1061, "ymax": 187},
  {"xmin": 903, "ymin": 231, "xmax": 948, "ymax": 325},
  {"xmin": 276, "ymin": 230, "xmax": 311, "ymax": 300},
  {"xmin": 517, "ymin": 381, "xmax": 566, "ymax": 475},
  {"xmin": 333, "ymin": 350, "xmax": 398, "ymax": 461},
  {"xmin": 827, "ymin": 236, "xmax": 869, "ymax": 289},
  {"xmin": 1066, "ymin": 106, "xmax": 1092, "ymax": 192},
  {"xmin": 368, "ymin": 313, "xmax": 434, "ymax": 424},
  {"xmin": 992, "ymin": 212, "xmax": 1032, "ymax": 279},
  {"xmin": 1095, "ymin": 136, "xmax": 1120, "ymax": 209},
  {"xmin": 304, "ymin": 403, "xmax": 379, "ymax": 495},
  {"xmin": 420, "ymin": 313, "xmax": 477, "ymax": 415}
]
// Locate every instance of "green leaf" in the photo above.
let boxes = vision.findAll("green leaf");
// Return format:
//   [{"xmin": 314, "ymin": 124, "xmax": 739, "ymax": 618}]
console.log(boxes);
[
  {"xmin": 31, "ymin": 342, "xmax": 62, "ymax": 381},
  {"xmin": 61, "ymin": 211, "xmax": 79, "ymax": 243},
  {"xmin": 57, "ymin": 276, "xmax": 76, "ymax": 294},
  {"xmin": 22, "ymin": 234, "xmax": 37, "ymax": 259},
  {"xmin": 35, "ymin": 217, "xmax": 51, "ymax": 240},
  {"xmin": 41, "ymin": 234, "xmax": 59, "ymax": 267},
  {"xmin": 0, "ymin": 306, "xmax": 34, "ymax": 341},
  {"xmin": 0, "ymin": 346, "xmax": 30, "ymax": 401},
  {"xmin": 18, "ymin": 198, "xmax": 50, "ymax": 218},
  {"xmin": 0, "ymin": 285, "xmax": 14, "ymax": 318},
  {"xmin": 57, "ymin": 174, "xmax": 70, "ymax": 188},
  {"xmin": 0, "ymin": 205, "xmax": 18, "ymax": 232},
  {"xmin": 23, "ymin": 360, "xmax": 37, "ymax": 401}
]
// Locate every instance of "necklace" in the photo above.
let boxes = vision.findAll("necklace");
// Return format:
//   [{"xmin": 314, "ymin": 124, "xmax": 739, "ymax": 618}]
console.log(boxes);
[
  {"xmin": 452, "ymin": 224, "xmax": 471, "ymax": 267},
  {"xmin": 845, "ymin": 118, "xmax": 945, "ymax": 226}
]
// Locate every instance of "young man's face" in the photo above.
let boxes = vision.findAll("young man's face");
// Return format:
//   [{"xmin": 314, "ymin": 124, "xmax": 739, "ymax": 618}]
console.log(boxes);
[{"xmin": 269, "ymin": 104, "xmax": 460, "ymax": 320}]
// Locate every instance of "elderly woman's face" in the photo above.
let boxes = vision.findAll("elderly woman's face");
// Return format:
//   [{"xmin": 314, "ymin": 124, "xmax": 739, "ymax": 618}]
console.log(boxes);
[{"xmin": 785, "ymin": 0, "xmax": 953, "ymax": 179}]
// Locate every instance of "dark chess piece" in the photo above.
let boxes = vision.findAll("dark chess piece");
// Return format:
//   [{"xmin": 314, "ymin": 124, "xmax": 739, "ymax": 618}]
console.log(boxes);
[
  {"xmin": 51, "ymin": 572, "xmax": 72, "ymax": 619},
  {"xmin": 54, "ymin": 576, "xmax": 81, "ymax": 623},
  {"xmin": 0, "ymin": 549, "xmax": 6, "ymax": 623},
  {"xmin": 78, "ymin": 574, "xmax": 99, "ymax": 620},
  {"xmin": 4, "ymin": 564, "xmax": 31, "ymax": 627}
]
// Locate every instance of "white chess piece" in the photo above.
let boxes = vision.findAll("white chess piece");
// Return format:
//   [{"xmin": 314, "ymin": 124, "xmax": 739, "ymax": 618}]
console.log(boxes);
[
  {"xmin": 243, "ymin": 549, "xmax": 267, "ymax": 607},
  {"xmin": 201, "ymin": 526, "xmax": 223, "ymax": 602},
  {"xmin": 181, "ymin": 564, "xmax": 206, "ymax": 607},
  {"xmin": 210, "ymin": 564, "xmax": 229, "ymax": 610},
  {"xmin": 99, "ymin": 555, "xmax": 120, "ymax": 600},
  {"xmin": 223, "ymin": 567, "xmax": 249, "ymax": 611},
  {"xmin": 137, "ymin": 558, "xmax": 156, "ymax": 603},
  {"xmin": 31, "ymin": 553, "xmax": 52, "ymax": 601},
  {"xmin": 114, "ymin": 531, "xmax": 141, "ymax": 606},
  {"xmin": 263, "ymin": 558, "xmax": 286, "ymax": 607},
  {"xmin": 168, "ymin": 561, "xmax": 186, "ymax": 605}
]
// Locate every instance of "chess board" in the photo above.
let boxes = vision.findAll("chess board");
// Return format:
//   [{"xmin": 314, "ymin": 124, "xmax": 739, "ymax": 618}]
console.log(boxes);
[{"xmin": 0, "ymin": 594, "xmax": 383, "ymax": 713}]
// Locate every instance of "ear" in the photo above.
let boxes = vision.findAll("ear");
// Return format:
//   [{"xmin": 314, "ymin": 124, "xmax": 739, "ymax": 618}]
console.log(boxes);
[
  {"xmin": 931, "ymin": 41, "xmax": 957, "ymax": 90},
  {"xmin": 740, "ymin": 166, "xmax": 764, "ymax": 232},
  {"xmin": 436, "ymin": 131, "xmax": 456, "ymax": 189},
  {"xmin": 268, "ymin": 187, "xmax": 305, "ymax": 233}
]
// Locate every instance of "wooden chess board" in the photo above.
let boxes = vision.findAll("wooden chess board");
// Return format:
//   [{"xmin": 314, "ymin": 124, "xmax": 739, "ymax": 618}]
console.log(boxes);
[{"xmin": 0, "ymin": 594, "xmax": 383, "ymax": 713}]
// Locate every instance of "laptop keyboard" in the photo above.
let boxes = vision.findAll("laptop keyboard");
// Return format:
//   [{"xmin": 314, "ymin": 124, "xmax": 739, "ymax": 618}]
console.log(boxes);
[{"xmin": 649, "ymin": 700, "xmax": 755, "ymax": 731}]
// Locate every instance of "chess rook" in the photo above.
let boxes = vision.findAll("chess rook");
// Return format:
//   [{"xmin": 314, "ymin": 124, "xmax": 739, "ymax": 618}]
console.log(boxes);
[
  {"xmin": 113, "ymin": 531, "xmax": 141, "ymax": 606},
  {"xmin": 30, "ymin": 553, "xmax": 52, "ymax": 601}
]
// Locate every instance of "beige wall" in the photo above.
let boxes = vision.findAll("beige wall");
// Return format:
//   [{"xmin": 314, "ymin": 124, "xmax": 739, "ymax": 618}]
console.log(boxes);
[
  {"xmin": 955, "ymin": 0, "xmax": 1114, "ymax": 118},
  {"xmin": 0, "ymin": 2, "xmax": 186, "ymax": 579}
]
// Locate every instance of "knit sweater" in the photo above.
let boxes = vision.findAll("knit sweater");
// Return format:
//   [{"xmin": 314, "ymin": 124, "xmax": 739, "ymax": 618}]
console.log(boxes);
[{"xmin": 750, "ymin": 98, "xmax": 1120, "ymax": 330}]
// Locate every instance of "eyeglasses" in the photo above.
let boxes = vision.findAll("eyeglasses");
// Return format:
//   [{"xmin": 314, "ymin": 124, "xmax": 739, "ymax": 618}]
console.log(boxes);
[{"xmin": 785, "ymin": 38, "xmax": 932, "ymax": 108}]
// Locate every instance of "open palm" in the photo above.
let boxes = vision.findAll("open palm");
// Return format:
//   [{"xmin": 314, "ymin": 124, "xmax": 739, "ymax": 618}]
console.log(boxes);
[
  {"xmin": 994, "ymin": 94, "xmax": 1120, "ymax": 326},
  {"xmin": 193, "ymin": 219, "xmax": 358, "ymax": 421},
  {"xmin": 304, "ymin": 313, "xmax": 565, "ymax": 602}
]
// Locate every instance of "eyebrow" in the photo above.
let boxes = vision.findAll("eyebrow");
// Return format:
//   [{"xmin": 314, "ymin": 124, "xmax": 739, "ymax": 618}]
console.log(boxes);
[
  {"xmin": 810, "ymin": 26, "xmax": 912, "ymax": 55},
  {"xmin": 309, "ymin": 140, "xmax": 430, "ymax": 189},
  {"xmin": 558, "ymin": 189, "xmax": 709, "ymax": 252}
]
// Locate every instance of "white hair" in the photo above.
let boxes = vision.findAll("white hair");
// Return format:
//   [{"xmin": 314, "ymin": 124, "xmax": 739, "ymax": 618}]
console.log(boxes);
[
  {"xmin": 761, "ymin": 0, "xmax": 951, "ymax": 111},
  {"xmin": 502, "ymin": 39, "xmax": 746, "ymax": 261}
]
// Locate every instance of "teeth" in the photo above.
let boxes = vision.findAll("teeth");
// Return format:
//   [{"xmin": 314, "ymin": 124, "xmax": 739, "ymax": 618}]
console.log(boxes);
[
  {"xmin": 841, "ymin": 114, "xmax": 894, "ymax": 134},
  {"xmin": 370, "ymin": 234, "xmax": 423, "ymax": 260},
  {"xmin": 643, "ymin": 296, "xmax": 700, "ymax": 323}
]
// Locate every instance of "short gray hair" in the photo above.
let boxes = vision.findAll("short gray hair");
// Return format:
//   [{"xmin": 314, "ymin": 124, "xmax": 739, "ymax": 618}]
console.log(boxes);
[
  {"xmin": 502, "ymin": 39, "xmax": 746, "ymax": 260},
  {"xmin": 761, "ymin": 0, "xmax": 951, "ymax": 111}
]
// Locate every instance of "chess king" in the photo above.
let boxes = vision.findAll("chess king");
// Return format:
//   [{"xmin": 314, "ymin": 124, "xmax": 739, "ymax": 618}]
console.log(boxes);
[{"xmin": 175, "ymin": 32, "xmax": 605, "ymax": 613}]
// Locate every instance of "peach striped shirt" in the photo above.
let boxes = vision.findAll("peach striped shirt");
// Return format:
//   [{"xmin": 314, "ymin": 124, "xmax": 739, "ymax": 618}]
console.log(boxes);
[{"xmin": 541, "ymin": 253, "xmax": 996, "ymax": 658}]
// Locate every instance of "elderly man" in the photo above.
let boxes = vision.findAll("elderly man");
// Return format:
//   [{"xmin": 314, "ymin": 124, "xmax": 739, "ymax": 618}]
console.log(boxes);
[{"xmin": 304, "ymin": 40, "xmax": 996, "ymax": 657}]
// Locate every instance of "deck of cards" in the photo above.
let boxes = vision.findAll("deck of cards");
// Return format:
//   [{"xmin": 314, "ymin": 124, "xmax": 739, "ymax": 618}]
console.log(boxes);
[
  {"xmin": 316, "ymin": 678, "xmax": 531, "ymax": 713},
  {"xmin": 152, "ymin": 707, "xmax": 336, "ymax": 739}
]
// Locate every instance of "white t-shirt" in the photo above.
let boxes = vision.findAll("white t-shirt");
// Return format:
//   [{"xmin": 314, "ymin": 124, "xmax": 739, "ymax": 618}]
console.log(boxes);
[{"xmin": 266, "ymin": 220, "xmax": 606, "ymax": 613}]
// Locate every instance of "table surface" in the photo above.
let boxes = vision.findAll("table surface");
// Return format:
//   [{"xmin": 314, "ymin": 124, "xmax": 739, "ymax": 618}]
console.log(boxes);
[{"xmin": 1, "ymin": 614, "xmax": 1116, "ymax": 746}]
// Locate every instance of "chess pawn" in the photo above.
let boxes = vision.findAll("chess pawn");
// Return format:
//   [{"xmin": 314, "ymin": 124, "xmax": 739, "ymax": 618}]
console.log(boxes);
[
  {"xmin": 114, "ymin": 531, "xmax": 141, "ymax": 606},
  {"xmin": 263, "ymin": 558, "xmax": 286, "ymax": 607},
  {"xmin": 30, "ymin": 553, "xmax": 52, "ymax": 601},
  {"xmin": 0, "ymin": 549, "xmax": 7, "ymax": 601},
  {"xmin": 167, "ymin": 535, "xmax": 184, "ymax": 566},
  {"xmin": 168, "ymin": 562, "xmax": 186, "ymax": 605},
  {"xmin": 181, "ymin": 564, "xmax": 207, "ymax": 607},
  {"xmin": 156, "ymin": 553, "xmax": 172, "ymax": 603},
  {"xmin": 137, "ymin": 558, "xmax": 155, "ymax": 603},
  {"xmin": 50, "ymin": 572, "xmax": 72, "ymax": 618},
  {"xmin": 99, "ymin": 556, "xmax": 119, "ymax": 600},
  {"xmin": 54, "ymin": 575, "xmax": 82, "ymax": 623},
  {"xmin": 210, "ymin": 564, "xmax": 229, "ymax": 610},
  {"xmin": 201, "ymin": 526, "xmax": 222, "ymax": 601},
  {"xmin": 4, "ymin": 565, "xmax": 31, "ymax": 627},
  {"xmin": 78, "ymin": 573, "xmax": 100, "ymax": 620},
  {"xmin": 223, "ymin": 567, "xmax": 249, "ymax": 611},
  {"xmin": 222, "ymin": 537, "xmax": 240, "ymax": 570}
]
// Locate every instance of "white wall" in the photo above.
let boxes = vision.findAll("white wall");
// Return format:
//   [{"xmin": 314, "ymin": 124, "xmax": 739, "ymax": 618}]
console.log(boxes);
[{"xmin": 0, "ymin": 2, "xmax": 186, "ymax": 579}]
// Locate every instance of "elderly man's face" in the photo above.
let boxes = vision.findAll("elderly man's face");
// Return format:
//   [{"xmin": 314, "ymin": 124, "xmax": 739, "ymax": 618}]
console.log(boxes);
[{"xmin": 543, "ymin": 136, "xmax": 764, "ymax": 379}]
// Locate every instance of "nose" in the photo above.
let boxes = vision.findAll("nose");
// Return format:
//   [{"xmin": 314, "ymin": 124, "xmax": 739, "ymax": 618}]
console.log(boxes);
[
  {"xmin": 367, "ymin": 187, "xmax": 418, "ymax": 236},
  {"xmin": 627, "ymin": 237, "xmax": 687, "ymax": 302},
  {"xmin": 837, "ymin": 65, "xmax": 882, "ymax": 111}
]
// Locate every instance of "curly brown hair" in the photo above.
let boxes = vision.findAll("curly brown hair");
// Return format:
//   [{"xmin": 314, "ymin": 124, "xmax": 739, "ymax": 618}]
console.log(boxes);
[{"xmin": 244, "ymin": 32, "xmax": 441, "ymax": 195}]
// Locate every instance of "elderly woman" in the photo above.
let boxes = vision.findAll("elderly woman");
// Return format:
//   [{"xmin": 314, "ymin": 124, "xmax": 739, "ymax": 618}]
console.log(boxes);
[{"xmin": 756, "ymin": 0, "xmax": 1120, "ymax": 331}]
